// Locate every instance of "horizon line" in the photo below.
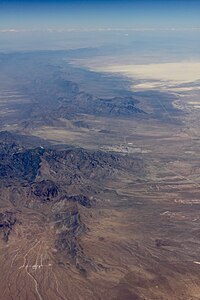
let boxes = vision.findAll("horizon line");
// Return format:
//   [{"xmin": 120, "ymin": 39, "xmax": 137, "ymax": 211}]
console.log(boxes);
[{"xmin": 1, "ymin": 27, "xmax": 200, "ymax": 33}]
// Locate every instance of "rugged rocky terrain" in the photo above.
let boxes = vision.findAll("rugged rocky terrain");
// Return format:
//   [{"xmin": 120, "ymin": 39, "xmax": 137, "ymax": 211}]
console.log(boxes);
[
  {"xmin": 53, "ymin": 81, "xmax": 146, "ymax": 118},
  {"xmin": 0, "ymin": 128, "xmax": 151, "ymax": 299},
  {"xmin": 1, "ymin": 51, "xmax": 200, "ymax": 300},
  {"xmin": 0, "ymin": 131, "xmax": 145, "ymax": 275}
]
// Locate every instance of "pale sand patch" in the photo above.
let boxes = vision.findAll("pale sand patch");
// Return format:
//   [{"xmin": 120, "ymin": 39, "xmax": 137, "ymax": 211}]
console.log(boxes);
[
  {"xmin": 188, "ymin": 101, "xmax": 200, "ymax": 105},
  {"xmin": 100, "ymin": 62, "xmax": 200, "ymax": 84},
  {"xmin": 131, "ymin": 82, "xmax": 166, "ymax": 89},
  {"xmin": 169, "ymin": 86, "xmax": 200, "ymax": 92}
]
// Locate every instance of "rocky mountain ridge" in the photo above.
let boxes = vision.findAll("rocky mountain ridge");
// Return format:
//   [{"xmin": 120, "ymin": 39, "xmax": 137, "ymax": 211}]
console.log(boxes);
[{"xmin": 0, "ymin": 131, "xmax": 145, "ymax": 272}]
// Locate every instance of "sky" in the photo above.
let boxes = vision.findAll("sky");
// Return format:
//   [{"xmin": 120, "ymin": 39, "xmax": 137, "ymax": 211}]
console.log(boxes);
[{"xmin": 0, "ymin": 0, "xmax": 200, "ymax": 30}]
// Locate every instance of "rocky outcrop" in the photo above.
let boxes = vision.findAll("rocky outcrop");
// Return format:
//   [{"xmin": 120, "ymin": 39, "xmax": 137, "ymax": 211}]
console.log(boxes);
[
  {"xmin": 61, "ymin": 194, "xmax": 93, "ymax": 208},
  {"xmin": 44, "ymin": 147, "xmax": 144, "ymax": 184},
  {"xmin": 0, "ymin": 211, "xmax": 16, "ymax": 242},
  {"xmin": 55, "ymin": 89, "xmax": 146, "ymax": 119},
  {"xmin": 53, "ymin": 205, "xmax": 87, "ymax": 262},
  {"xmin": 0, "ymin": 132, "xmax": 144, "ymax": 186},
  {"xmin": 0, "ymin": 135, "xmax": 44, "ymax": 182},
  {"xmin": 31, "ymin": 180, "xmax": 59, "ymax": 201}
]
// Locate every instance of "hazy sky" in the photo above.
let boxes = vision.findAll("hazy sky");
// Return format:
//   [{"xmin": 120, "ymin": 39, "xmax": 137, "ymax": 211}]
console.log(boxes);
[{"xmin": 0, "ymin": 0, "xmax": 200, "ymax": 30}]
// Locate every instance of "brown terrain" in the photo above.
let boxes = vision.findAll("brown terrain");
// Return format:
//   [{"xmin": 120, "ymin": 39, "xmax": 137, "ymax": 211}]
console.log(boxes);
[{"xmin": 0, "ymin": 51, "xmax": 200, "ymax": 299}]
